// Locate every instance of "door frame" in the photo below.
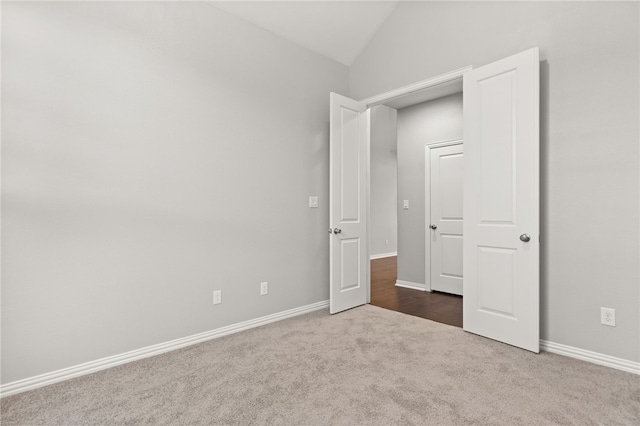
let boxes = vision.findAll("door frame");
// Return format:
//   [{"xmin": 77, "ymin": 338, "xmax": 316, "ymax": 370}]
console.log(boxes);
[
  {"xmin": 424, "ymin": 139, "xmax": 463, "ymax": 293},
  {"xmin": 361, "ymin": 66, "xmax": 472, "ymax": 109},
  {"xmin": 360, "ymin": 66, "xmax": 471, "ymax": 305}
]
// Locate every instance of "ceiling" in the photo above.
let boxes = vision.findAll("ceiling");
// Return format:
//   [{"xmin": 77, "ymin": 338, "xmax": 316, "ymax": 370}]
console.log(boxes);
[{"xmin": 207, "ymin": 1, "xmax": 400, "ymax": 66}]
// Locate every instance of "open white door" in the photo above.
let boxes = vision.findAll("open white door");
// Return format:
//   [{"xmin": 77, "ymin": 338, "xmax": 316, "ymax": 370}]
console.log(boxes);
[
  {"xmin": 329, "ymin": 93, "xmax": 369, "ymax": 314},
  {"xmin": 463, "ymin": 48, "xmax": 540, "ymax": 352}
]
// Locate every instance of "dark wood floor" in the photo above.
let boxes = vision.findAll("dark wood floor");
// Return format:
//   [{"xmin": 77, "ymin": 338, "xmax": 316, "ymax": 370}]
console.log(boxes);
[{"xmin": 370, "ymin": 256, "xmax": 463, "ymax": 328}]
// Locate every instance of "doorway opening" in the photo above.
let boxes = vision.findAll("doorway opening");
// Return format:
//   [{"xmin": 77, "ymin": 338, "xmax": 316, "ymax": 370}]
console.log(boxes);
[{"xmin": 367, "ymin": 94, "xmax": 465, "ymax": 327}]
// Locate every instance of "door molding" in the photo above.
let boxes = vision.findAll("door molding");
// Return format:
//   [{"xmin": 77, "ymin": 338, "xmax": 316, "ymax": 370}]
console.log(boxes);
[
  {"xmin": 395, "ymin": 280, "xmax": 427, "ymax": 292},
  {"xmin": 424, "ymin": 139, "xmax": 463, "ymax": 293},
  {"xmin": 361, "ymin": 66, "xmax": 472, "ymax": 109}
]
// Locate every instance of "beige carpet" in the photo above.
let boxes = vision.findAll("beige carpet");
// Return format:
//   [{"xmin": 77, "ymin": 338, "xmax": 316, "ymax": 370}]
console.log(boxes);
[{"xmin": 2, "ymin": 305, "xmax": 639, "ymax": 425}]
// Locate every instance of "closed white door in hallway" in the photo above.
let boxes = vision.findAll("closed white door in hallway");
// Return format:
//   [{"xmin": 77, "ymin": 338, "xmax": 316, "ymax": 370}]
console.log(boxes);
[{"xmin": 428, "ymin": 143, "xmax": 464, "ymax": 296}]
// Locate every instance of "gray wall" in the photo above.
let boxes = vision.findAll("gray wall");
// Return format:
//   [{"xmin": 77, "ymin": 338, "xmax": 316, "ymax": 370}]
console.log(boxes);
[
  {"xmin": 369, "ymin": 105, "xmax": 398, "ymax": 257},
  {"xmin": 396, "ymin": 94, "xmax": 462, "ymax": 285},
  {"xmin": 351, "ymin": 1, "xmax": 640, "ymax": 362},
  {"xmin": 1, "ymin": 2, "xmax": 348, "ymax": 384}
]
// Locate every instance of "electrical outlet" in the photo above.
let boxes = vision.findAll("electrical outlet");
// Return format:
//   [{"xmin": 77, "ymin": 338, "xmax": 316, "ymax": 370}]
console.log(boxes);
[
  {"xmin": 385, "ymin": 239, "xmax": 389, "ymax": 246},
  {"xmin": 260, "ymin": 282, "xmax": 268, "ymax": 296},
  {"xmin": 213, "ymin": 290, "xmax": 222, "ymax": 305},
  {"xmin": 600, "ymin": 307, "xmax": 615, "ymax": 327}
]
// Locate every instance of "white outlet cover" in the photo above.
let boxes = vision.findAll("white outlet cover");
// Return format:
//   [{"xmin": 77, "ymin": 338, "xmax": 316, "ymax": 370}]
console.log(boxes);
[{"xmin": 600, "ymin": 307, "xmax": 615, "ymax": 327}]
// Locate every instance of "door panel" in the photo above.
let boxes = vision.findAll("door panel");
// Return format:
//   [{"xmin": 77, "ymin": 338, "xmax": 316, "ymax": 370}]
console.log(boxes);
[
  {"xmin": 429, "ymin": 143, "xmax": 464, "ymax": 295},
  {"xmin": 441, "ymin": 235, "xmax": 463, "ymax": 278},
  {"xmin": 340, "ymin": 238, "xmax": 361, "ymax": 291},
  {"xmin": 329, "ymin": 93, "xmax": 368, "ymax": 314},
  {"xmin": 478, "ymin": 71, "xmax": 517, "ymax": 224},
  {"xmin": 477, "ymin": 246, "xmax": 517, "ymax": 317},
  {"xmin": 463, "ymin": 48, "xmax": 540, "ymax": 353},
  {"xmin": 440, "ymin": 154, "xmax": 464, "ymax": 219},
  {"xmin": 340, "ymin": 106, "xmax": 361, "ymax": 221}
]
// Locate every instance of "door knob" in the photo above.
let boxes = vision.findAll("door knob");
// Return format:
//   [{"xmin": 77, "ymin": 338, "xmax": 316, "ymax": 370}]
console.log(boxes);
[
  {"xmin": 328, "ymin": 228, "xmax": 333, "ymax": 234},
  {"xmin": 429, "ymin": 224, "xmax": 437, "ymax": 230},
  {"xmin": 520, "ymin": 233, "xmax": 531, "ymax": 242},
  {"xmin": 333, "ymin": 228, "xmax": 342, "ymax": 234}
]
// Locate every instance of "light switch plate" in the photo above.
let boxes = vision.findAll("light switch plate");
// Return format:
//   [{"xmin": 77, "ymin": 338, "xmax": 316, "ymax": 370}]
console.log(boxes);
[
  {"xmin": 309, "ymin": 196, "xmax": 318, "ymax": 208},
  {"xmin": 403, "ymin": 200, "xmax": 409, "ymax": 210}
]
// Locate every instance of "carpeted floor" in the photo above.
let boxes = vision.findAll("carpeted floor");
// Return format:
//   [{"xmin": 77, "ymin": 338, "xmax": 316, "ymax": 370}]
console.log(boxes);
[{"xmin": 2, "ymin": 305, "xmax": 639, "ymax": 425}]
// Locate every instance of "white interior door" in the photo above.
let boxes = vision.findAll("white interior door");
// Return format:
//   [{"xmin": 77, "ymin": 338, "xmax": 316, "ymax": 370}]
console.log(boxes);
[
  {"xmin": 329, "ymin": 92, "xmax": 369, "ymax": 314},
  {"xmin": 463, "ymin": 48, "xmax": 540, "ymax": 352},
  {"xmin": 429, "ymin": 143, "xmax": 464, "ymax": 295}
]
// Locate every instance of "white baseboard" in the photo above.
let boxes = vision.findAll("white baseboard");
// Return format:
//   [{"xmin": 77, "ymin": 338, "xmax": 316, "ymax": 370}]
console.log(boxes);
[
  {"xmin": 395, "ymin": 280, "xmax": 428, "ymax": 291},
  {"xmin": 540, "ymin": 340, "xmax": 640, "ymax": 375},
  {"xmin": 5, "ymin": 302, "xmax": 636, "ymax": 398},
  {"xmin": 0, "ymin": 300, "xmax": 330, "ymax": 398},
  {"xmin": 370, "ymin": 252, "xmax": 397, "ymax": 260}
]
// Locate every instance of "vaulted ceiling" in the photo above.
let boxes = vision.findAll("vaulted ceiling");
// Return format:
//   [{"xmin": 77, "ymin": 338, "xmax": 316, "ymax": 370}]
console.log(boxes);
[{"xmin": 208, "ymin": 1, "xmax": 400, "ymax": 66}]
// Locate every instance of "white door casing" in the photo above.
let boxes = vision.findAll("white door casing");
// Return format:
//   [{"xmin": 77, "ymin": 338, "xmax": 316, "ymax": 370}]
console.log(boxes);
[
  {"xmin": 428, "ymin": 142, "xmax": 464, "ymax": 296},
  {"xmin": 329, "ymin": 93, "xmax": 369, "ymax": 314},
  {"xmin": 462, "ymin": 48, "xmax": 540, "ymax": 352}
]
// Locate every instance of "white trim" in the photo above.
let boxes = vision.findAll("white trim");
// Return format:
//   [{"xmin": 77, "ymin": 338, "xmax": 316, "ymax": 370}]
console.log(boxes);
[
  {"xmin": 540, "ymin": 340, "xmax": 640, "ymax": 375},
  {"xmin": 365, "ymin": 109, "xmax": 372, "ymax": 305},
  {"xmin": 395, "ymin": 280, "xmax": 428, "ymax": 292},
  {"xmin": 370, "ymin": 252, "xmax": 397, "ymax": 260},
  {"xmin": 0, "ymin": 300, "xmax": 329, "ymax": 398},
  {"xmin": 360, "ymin": 66, "xmax": 472, "ymax": 108}
]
